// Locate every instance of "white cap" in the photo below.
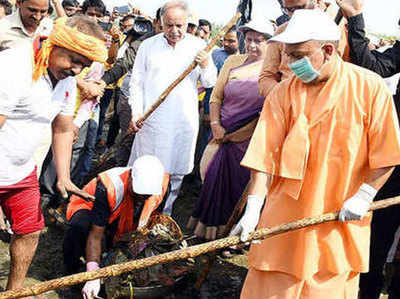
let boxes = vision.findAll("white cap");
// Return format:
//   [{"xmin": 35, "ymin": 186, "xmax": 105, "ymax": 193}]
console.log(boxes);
[
  {"xmin": 270, "ymin": 9, "xmax": 340, "ymax": 44},
  {"xmin": 131, "ymin": 155, "xmax": 164, "ymax": 195},
  {"xmin": 239, "ymin": 19, "xmax": 274, "ymax": 38}
]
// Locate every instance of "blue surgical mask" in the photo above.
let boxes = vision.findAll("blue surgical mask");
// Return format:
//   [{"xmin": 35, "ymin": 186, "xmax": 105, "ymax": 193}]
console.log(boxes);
[{"xmin": 288, "ymin": 56, "xmax": 321, "ymax": 83}]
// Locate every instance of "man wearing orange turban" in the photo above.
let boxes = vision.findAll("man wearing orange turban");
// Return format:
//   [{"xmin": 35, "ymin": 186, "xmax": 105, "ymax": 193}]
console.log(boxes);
[{"xmin": 0, "ymin": 15, "xmax": 107, "ymax": 291}]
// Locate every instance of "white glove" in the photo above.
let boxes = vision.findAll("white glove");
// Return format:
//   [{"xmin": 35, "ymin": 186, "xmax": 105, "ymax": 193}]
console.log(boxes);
[
  {"xmin": 339, "ymin": 183, "xmax": 377, "ymax": 222},
  {"xmin": 230, "ymin": 195, "xmax": 264, "ymax": 242},
  {"xmin": 82, "ymin": 262, "xmax": 101, "ymax": 299}
]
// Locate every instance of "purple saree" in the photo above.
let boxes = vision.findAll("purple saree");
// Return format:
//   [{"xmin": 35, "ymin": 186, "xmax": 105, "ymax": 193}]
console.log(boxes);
[{"xmin": 188, "ymin": 60, "xmax": 265, "ymax": 240}]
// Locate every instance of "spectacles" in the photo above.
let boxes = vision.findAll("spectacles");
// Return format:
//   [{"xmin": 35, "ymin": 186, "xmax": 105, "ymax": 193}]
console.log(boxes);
[{"xmin": 281, "ymin": 4, "xmax": 307, "ymax": 14}]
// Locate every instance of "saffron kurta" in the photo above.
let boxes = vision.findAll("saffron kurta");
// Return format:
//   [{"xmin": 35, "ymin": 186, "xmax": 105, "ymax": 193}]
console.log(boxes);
[
  {"xmin": 127, "ymin": 33, "xmax": 217, "ymax": 175},
  {"xmin": 241, "ymin": 55, "xmax": 400, "ymax": 280}
]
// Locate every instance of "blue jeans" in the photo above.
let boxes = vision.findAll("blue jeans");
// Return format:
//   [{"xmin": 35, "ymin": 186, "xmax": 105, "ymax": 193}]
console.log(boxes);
[
  {"xmin": 96, "ymin": 88, "xmax": 114, "ymax": 143},
  {"xmin": 75, "ymin": 119, "xmax": 98, "ymax": 184}
]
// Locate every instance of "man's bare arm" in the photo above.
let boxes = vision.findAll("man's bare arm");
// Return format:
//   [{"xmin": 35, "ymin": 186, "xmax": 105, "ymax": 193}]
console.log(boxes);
[
  {"xmin": 247, "ymin": 170, "xmax": 272, "ymax": 199},
  {"xmin": 107, "ymin": 26, "xmax": 122, "ymax": 65},
  {"xmin": 52, "ymin": 114, "xmax": 73, "ymax": 183},
  {"xmin": 51, "ymin": 0, "xmax": 67, "ymax": 18},
  {"xmin": 86, "ymin": 225, "xmax": 105, "ymax": 263},
  {"xmin": 258, "ymin": 43, "xmax": 282, "ymax": 98},
  {"xmin": 365, "ymin": 166, "xmax": 394, "ymax": 191},
  {"xmin": 52, "ymin": 115, "xmax": 94, "ymax": 200}
]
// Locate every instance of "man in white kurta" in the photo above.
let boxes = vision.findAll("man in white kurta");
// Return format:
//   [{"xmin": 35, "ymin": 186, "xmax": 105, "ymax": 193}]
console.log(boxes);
[
  {"xmin": 128, "ymin": 1, "xmax": 217, "ymax": 215},
  {"xmin": 0, "ymin": 0, "xmax": 55, "ymax": 176},
  {"xmin": 0, "ymin": 16, "xmax": 107, "ymax": 291}
]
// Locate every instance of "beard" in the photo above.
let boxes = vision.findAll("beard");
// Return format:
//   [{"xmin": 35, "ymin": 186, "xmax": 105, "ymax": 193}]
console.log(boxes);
[{"xmin": 224, "ymin": 46, "xmax": 238, "ymax": 55}]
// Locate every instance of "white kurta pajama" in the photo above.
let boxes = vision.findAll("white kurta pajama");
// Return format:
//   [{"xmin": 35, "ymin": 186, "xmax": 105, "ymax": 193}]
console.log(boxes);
[{"xmin": 128, "ymin": 33, "xmax": 217, "ymax": 215}]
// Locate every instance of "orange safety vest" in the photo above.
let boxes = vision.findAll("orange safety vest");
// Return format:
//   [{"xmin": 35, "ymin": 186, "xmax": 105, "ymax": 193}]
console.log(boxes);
[{"xmin": 67, "ymin": 167, "xmax": 170, "ymax": 243}]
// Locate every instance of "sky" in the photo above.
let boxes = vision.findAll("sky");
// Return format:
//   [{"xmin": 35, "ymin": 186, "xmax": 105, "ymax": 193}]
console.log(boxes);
[{"xmin": 103, "ymin": 0, "xmax": 400, "ymax": 36}]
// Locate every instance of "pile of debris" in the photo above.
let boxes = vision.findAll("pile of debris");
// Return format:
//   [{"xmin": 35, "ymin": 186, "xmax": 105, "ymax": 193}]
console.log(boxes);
[{"xmin": 103, "ymin": 214, "xmax": 191, "ymax": 299}]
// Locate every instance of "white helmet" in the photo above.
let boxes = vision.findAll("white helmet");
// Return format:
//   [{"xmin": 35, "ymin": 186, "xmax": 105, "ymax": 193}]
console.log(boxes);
[{"xmin": 131, "ymin": 155, "xmax": 164, "ymax": 195}]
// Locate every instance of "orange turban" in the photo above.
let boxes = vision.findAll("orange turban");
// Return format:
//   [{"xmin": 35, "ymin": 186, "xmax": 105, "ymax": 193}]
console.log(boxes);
[{"xmin": 33, "ymin": 17, "xmax": 108, "ymax": 82}]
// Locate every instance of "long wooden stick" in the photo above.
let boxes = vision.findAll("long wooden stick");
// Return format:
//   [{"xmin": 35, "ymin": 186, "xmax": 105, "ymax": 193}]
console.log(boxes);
[
  {"xmin": 93, "ymin": 13, "xmax": 242, "ymax": 172},
  {"xmin": 135, "ymin": 12, "xmax": 242, "ymax": 125},
  {"xmin": 2, "ymin": 197, "xmax": 400, "ymax": 299}
]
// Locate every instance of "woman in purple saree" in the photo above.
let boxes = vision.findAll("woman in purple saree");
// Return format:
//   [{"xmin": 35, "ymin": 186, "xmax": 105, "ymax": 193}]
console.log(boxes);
[{"xmin": 187, "ymin": 20, "xmax": 274, "ymax": 242}]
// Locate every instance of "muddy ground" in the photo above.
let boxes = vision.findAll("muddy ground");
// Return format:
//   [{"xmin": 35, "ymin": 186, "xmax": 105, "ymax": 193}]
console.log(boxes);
[{"xmin": 0, "ymin": 177, "xmax": 249, "ymax": 299}]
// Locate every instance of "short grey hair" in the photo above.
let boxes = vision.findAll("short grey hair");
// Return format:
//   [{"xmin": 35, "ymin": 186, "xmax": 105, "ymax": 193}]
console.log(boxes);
[{"xmin": 160, "ymin": 1, "xmax": 189, "ymax": 17}]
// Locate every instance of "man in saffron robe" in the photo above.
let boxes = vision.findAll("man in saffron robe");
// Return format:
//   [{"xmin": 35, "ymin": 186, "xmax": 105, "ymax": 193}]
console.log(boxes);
[{"xmin": 231, "ymin": 10, "xmax": 400, "ymax": 299}]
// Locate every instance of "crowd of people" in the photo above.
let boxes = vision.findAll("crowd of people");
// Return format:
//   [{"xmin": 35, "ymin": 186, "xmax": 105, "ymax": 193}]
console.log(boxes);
[{"xmin": 1, "ymin": 0, "xmax": 400, "ymax": 298}]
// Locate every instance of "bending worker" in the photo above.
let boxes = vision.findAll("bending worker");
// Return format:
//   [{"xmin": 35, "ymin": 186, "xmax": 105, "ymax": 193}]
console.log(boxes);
[
  {"xmin": 63, "ymin": 155, "xmax": 170, "ymax": 299},
  {"xmin": 232, "ymin": 10, "xmax": 400, "ymax": 299}
]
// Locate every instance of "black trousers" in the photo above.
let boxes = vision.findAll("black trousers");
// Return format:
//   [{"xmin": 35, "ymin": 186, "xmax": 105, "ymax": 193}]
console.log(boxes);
[
  {"xmin": 97, "ymin": 89, "xmax": 114, "ymax": 143},
  {"xmin": 63, "ymin": 210, "xmax": 92, "ymax": 274},
  {"xmin": 359, "ymin": 166, "xmax": 400, "ymax": 299},
  {"xmin": 106, "ymin": 87, "xmax": 121, "ymax": 148},
  {"xmin": 63, "ymin": 210, "xmax": 120, "ymax": 275},
  {"xmin": 389, "ymin": 260, "xmax": 400, "ymax": 298}
]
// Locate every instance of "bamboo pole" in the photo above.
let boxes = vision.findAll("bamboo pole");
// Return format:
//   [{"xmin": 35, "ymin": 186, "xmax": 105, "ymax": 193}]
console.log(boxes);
[
  {"xmin": 94, "ymin": 12, "xmax": 242, "ymax": 171},
  {"xmin": 134, "ymin": 11, "xmax": 242, "ymax": 125},
  {"xmin": 2, "ymin": 197, "xmax": 400, "ymax": 298}
]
